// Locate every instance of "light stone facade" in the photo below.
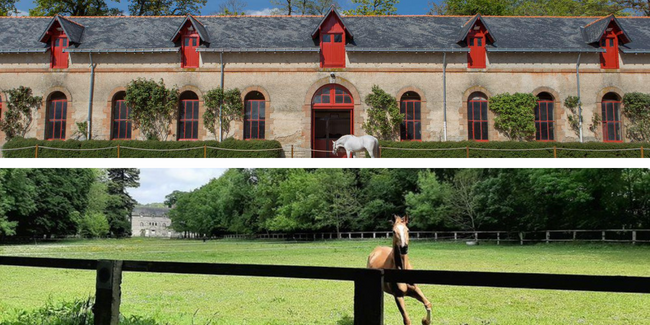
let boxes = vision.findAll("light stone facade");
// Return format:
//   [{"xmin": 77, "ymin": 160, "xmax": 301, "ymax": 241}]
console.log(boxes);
[
  {"xmin": 130, "ymin": 207, "xmax": 176, "ymax": 238},
  {"xmin": 0, "ymin": 50, "xmax": 645, "ymax": 157}
]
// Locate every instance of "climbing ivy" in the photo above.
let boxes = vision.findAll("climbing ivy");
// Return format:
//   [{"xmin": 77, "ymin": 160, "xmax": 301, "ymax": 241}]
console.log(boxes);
[
  {"xmin": 362, "ymin": 85, "xmax": 403, "ymax": 141},
  {"xmin": 125, "ymin": 78, "xmax": 179, "ymax": 141},
  {"xmin": 623, "ymin": 92, "xmax": 650, "ymax": 142},
  {"xmin": 203, "ymin": 87, "xmax": 244, "ymax": 140},
  {"xmin": 0, "ymin": 86, "xmax": 42, "ymax": 140},
  {"xmin": 489, "ymin": 93, "xmax": 536, "ymax": 141},
  {"xmin": 564, "ymin": 95, "xmax": 602, "ymax": 139}
]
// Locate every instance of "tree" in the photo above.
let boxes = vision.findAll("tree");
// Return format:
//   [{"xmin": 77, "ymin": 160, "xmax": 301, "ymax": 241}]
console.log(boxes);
[
  {"xmin": 430, "ymin": 0, "xmax": 623, "ymax": 16},
  {"xmin": 271, "ymin": 0, "xmax": 294, "ymax": 15},
  {"xmin": 362, "ymin": 85, "xmax": 404, "ymax": 141},
  {"xmin": 0, "ymin": 87, "xmax": 42, "ymax": 140},
  {"xmin": 30, "ymin": 0, "xmax": 122, "ymax": 16},
  {"xmin": 622, "ymin": 92, "xmax": 650, "ymax": 142},
  {"xmin": 618, "ymin": 0, "xmax": 650, "ymax": 15},
  {"xmin": 105, "ymin": 169, "xmax": 140, "ymax": 237},
  {"xmin": 311, "ymin": 0, "xmax": 340, "ymax": 14},
  {"xmin": 405, "ymin": 171, "xmax": 453, "ymax": 230},
  {"xmin": 344, "ymin": 0, "xmax": 399, "ymax": 15},
  {"xmin": 125, "ymin": 78, "xmax": 179, "ymax": 141},
  {"xmin": 164, "ymin": 190, "xmax": 187, "ymax": 208},
  {"xmin": 449, "ymin": 169, "xmax": 483, "ymax": 231},
  {"xmin": 0, "ymin": 0, "xmax": 17, "ymax": 16},
  {"xmin": 203, "ymin": 87, "xmax": 244, "ymax": 140},
  {"xmin": 489, "ymin": 93, "xmax": 537, "ymax": 141},
  {"xmin": 78, "ymin": 212, "xmax": 110, "ymax": 238},
  {"xmin": 128, "ymin": 0, "xmax": 207, "ymax": 16},
  {"xmin": 216, "ymin": 0, "xmax": 247, "ymax": 15}
]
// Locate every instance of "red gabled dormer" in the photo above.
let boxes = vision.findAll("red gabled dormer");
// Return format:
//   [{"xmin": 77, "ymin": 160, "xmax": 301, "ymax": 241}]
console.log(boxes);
[
  {"xmin": 582, "ymin": 15, "xmax": 631, "ymax": 70},
  {"xmin": 312, "ymin": 8, "xmax": 353, "ymax": 68},
  {"xmin": 39, "ymin": 16, "xmax": 85, "ymax": 69},
  {"xmin": 171, "ymin": 15, "xmax": 211, "ymax": 69},
  {"xmin": 458, "ymin": 14, "xmax": 496, "ymax": 69}
]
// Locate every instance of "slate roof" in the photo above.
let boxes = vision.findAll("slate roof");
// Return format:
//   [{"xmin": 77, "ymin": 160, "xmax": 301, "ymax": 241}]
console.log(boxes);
[
  {"xmin": 171, "ymin": 15, "xmax": 211, "ymax": 43},
  {"xmin": 457, "ymin": 14, "xmax": 496, "ymax": 43},
  {"xmin": 133, "ymin": 207, "xmax": 170, "ymax": 217},
  {"xmin": 0, "ymin": 15, "xmax": 650, "ymax": 54}
]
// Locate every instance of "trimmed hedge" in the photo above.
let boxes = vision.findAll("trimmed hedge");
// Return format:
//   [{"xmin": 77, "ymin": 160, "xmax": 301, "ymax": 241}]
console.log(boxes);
[
  {"xmin": 379, "ymin": 141, "xmax": 650, "ymax": 158},
  {"xmin": 1, "ymin": 138, "xmax": 283, "ymax": 158}
]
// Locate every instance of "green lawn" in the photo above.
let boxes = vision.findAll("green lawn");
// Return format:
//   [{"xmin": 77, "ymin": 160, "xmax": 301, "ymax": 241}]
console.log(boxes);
[{"xmin": 1, "ymin": 239, "xmax": 649, "ymax": 325}]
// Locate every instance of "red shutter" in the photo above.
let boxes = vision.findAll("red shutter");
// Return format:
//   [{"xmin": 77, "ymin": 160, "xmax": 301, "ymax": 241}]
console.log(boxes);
[
  {"xmin": 468, "ymin": 30, "xmax": 486, "ymax": 69},
  {"xmin": 182, "ymin": 35, "xmax": 199, "ymax": 68},
  {"xmin": 51, "ymin": 35, "xmax": 69, "ymax": 69},
  {"xmin": 600, "ymin": 34, "xmax": 619, "ymax": 69}
]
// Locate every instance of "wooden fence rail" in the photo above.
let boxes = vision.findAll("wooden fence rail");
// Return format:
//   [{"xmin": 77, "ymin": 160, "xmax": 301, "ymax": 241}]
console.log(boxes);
[{"xmin": 1, "ymin": 256, "xmax": 649, "ymax": 325}]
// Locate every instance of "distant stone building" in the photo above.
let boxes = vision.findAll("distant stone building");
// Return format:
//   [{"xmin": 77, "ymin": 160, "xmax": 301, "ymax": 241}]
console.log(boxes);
[{"xmin": 131, "ymin": 207, "xmax": 177, "ymax": 238}]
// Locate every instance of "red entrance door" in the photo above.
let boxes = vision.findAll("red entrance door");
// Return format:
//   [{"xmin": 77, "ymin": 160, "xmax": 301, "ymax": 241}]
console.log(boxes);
[{"xmin": 312, "ymin": 85, "xmax": 353, "ymax": 158}]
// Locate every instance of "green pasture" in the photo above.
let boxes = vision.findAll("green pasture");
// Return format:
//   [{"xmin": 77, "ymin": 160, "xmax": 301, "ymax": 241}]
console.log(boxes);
[{"xmin": 1, "ymin": 239, "xmax": 649, "ymax": 325}]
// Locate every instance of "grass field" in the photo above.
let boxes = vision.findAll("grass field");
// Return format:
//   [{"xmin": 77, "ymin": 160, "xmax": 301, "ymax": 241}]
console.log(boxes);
[{"xmin": 1, "ymin": 239, "xmax": 649, "ymax": 325}]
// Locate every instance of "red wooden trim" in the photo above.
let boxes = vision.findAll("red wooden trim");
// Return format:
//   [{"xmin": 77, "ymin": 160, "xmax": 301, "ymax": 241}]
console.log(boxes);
[
  {"xmin": 244, "ymin": 99, "xmax": 266, "ymax": 140},
  {"xmin": 181, "ymin": 23, "xmax": 200, "ymax": 68},
  {"xmin": 311, "ymin": 85, "xmax": 354, "ymax": 158},
  {"xmin": 467, "ymin": 98, "xmax": 489, "ymax": 141},
  {"xmin": 400, "ymin": 99, "xmax": 422, "ymax": 141},
  {"xmin": 535, "ymin": 100, "xmax": 555, "ymax": 142},
  {"xmin": 50, "ymin": 33, "xmax": 69, "ymax": 69},
  {"xmin": 600, "ymin": 23, "xmax": 620, "ymax": 70},
  {"xmin": 178, "ymin": 99, "xmax": 199, "ymax": 140},
  {"xmin": 601, "ymin": 100, "xmax": 622, "ymax": 142},
  {"xmin": 45, "ymin": 99, "xmax": 67, "ymax": 140},
  {"xmin": 111, "ymin": 99, "xmax": 132, "ymax": 140},
  {"xmin": 468, "ymin": 28, "xmax": 487, "ymax": 69}
]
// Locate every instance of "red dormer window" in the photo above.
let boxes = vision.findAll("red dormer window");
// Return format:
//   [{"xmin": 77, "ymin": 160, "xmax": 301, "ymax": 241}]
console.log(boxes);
[
  {"xmin": 318, "ymin": 13, "xmax": 347, "ymax": 68},
  {"xmin": 181, "ymin": 25, "xmax": 200, "ymax": 68},
  {"xmin": 51, "ymin": 31, "xmax": 69, "ymax": 69},
  {"xmin": 600, "ymin": 23, "xmax": 621, "ymax": 69},
  {"xmin": 468, "ymin": 29, "xmax": 486, "ymax": 69}
]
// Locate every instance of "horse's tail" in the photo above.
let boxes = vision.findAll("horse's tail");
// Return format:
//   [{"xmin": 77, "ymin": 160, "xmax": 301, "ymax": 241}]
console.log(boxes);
[{"xmin": 373, "ymin": 138, "xmax": 380, "ymax": 158}]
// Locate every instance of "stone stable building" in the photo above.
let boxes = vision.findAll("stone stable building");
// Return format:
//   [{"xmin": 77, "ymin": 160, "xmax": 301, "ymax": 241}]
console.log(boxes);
[
  {"xmin": 0, "ymin": 10, "xmax": 649, "ymax": 157},
  {"xmin": 131, "ymin": 207, "xmax": 176, "ymax": 238}
]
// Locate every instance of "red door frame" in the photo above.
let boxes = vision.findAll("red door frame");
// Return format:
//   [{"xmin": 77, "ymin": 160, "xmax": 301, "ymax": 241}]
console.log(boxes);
[
  {"xmin": 50, "ymin": 33, "xmax": 69, "ymax": 69},
  {"xmin": 178, "ymin": 99, "xmax": 199, "ymax": 141},
  {"xmin": 467, "ymin": 97, "xmax": 489, "ymax": 142},
  {"xmin": 112, "ymin": 99, "xmax": 131, "ymax": 140},
  {"xmin": 468, "ymin": 29, "xmax": 486, "ymax": 69},
  {"xmin": 46, "ymin": 99, "xmax": 67, "ymax": 140},
  {"xmin": 535, "ymin": 100, "xmax": 555, "ymax": 142},
  {"xmin": 602, "ymin": 100, "xmax": 622, "ymax": 143},
  {"xmin": 400, "ymin": 99, "xmax": 422, "ymax": 141},
  {"xmin": 244, "ymin": 99, "xmax": 266, "ymax": 140},
  {"xmin": 311, "ymin": 85, "xmax": 354, "ymax": 158}
]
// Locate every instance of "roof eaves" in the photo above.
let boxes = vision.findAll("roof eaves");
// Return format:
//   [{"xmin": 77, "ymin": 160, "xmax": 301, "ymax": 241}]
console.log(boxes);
[
  {"xmin": 65, "ymin": 48, "xmax": 180, "ymax": 53},
  {"xmin": 487, "ymin": 48, "xmax": 604, "ymax": 53},
  {"xmin": 0, "ymin": 48, "xmax": 49, "ymax": 54},
  {"xmin": 197, "ymin": 48, "xmax": 319, "ymax": 53},
  {"xmin": 347, "ymin": 48, "xmax": 469, "ymax": 53}
]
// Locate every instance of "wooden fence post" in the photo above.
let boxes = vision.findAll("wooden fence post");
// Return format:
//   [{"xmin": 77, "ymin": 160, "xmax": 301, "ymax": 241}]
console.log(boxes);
[
  {"xmin": 117, "ymin": 145, "xmax": 120, "ymax": 158},
  {"xmin": 632, "ymin": 231, "xmax": 637, "ymax": 245},
  {"xmin": 519, "ymin": 232, "xmax": 524, "ymax": 246},
  {"xmin": 602, "ymin": 231, "xmax": 606, "ymax": 242},
  {"xmin": 434, "ymin": 232, "xmax": 438, "ymax": 241},
  {"xmin": 94, "ymin": 260, "xmax": 123, "ymax": 325},
  {"xmin": 641, "ymin": 146, "xmax": 644, "ymax": 159},
  {"xmin": 204, "ymin": 145, "xmax": 207, "ymax": 158},
  {"xmin": 291, "ymin": 145, "xmax": 294, "ymax": 158},
  {"xmin": 546, "ymin": 231, "xmax": 550, "ymax": 244},
  {"xmin": 497, "ymin": 232, "xmax": 500, "ymax": 245},
  {"xmin": 573, "ymin": 231, "xmax": 577, "ymax": 241},
  {"xmin": 35, "ymin": 144, "xmax": 39, "ymax": 158},
  {"xmin": 354, "ymin": 269, "xmax": 384, "ymax": 325},
  {"xmin": 466, "ymin": 146, "xmax": 469, "ymax": 158},
  {"xmin": 553, "ymin": 146, "xmax": 557, "ymax": 158},
  {"xmin": 454, "ymin": 232, "xmax": 458, "ymax": 241}
]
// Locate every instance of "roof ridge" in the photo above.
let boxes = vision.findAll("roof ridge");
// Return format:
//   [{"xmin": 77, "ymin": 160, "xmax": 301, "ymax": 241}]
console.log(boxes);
[
  {"xmin": 2, "ymin": 14, "xmax": 650, "ymax": 19},
  {"xmin": 57, "ymin": 15, "xmax": 85, "ymax": 28}
]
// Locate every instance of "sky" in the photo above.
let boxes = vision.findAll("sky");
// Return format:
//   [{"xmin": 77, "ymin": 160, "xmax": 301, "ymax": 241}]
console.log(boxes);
[
  {"xmin": 14, "ymin": 0, "xmax": 436, "ymax": 16},
  {"xmin": 127, "ymin": 168, "xmax": 226, "ymax": 204}
]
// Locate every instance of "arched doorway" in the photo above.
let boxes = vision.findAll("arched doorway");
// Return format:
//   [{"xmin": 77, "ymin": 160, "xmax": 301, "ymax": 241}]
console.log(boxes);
[{"xmin": 311, "ymin": 85, "xmax": 353, "ymax": 158}]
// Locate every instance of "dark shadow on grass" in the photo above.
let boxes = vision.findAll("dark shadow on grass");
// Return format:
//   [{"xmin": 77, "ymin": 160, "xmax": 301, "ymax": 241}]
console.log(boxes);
[{"xmin": 336, "ymin": 315, "xmax": 354, "ymax": 325}]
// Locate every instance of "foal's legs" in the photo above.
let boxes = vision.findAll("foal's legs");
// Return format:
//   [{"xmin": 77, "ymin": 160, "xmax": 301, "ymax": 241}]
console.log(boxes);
[
  {"xmin": 394, "ymin": 296, "xmax": 411, "ymax": 325},
  {"xmin": 406, "ymin": 285, "xmax": 432, "ymax": 325}
]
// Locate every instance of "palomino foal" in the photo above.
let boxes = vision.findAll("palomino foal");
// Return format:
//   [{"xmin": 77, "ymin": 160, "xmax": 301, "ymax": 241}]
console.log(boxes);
[{"xmin": 367, "ymin": 216, "xmax": 432, "ymax": 325}]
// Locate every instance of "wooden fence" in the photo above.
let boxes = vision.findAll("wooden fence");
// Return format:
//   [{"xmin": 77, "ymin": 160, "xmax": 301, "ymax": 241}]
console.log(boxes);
[
  {"xmin": 1, "ymin": 256, "xmax": 649, "ymax": 325},
  {"xmin": 255, "ymin": 229, "xmax": 650, "ymax": 245}
]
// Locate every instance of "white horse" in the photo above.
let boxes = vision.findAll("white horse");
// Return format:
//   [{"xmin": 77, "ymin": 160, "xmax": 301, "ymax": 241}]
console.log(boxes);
[{"xmin": 332, "ymin": 135, "xmax": 380, "ymax": 158}]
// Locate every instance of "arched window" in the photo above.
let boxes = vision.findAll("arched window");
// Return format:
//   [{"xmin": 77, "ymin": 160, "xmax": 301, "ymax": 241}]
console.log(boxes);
[
  {"xmin": 244, "ymin": 92, "xmax": 266, "ymax": 140},
  {"xmin": 400, "ymin": 92, "xmax": 421, "ymax": 141},
  {"xmin": 140, "ymin": 222, "xmax": 144, "ymax": 226},
  {"xmin": 111, "ymin": 91, "xmax": 131, "ymax": 140},
  {"xmin": 162, "ymin": 223, "xmax": 166, "ymax": 228},
  {"xmin": 602, "ymin": 92, "xmax": 622, "ymax": 142},
  {"xmin": 467, "ymin": 92, "xmax": 488, "ymax": 141},
  {"xmin": 536, "ymin": 92, "xmax": 555, "ymax": 141},
  {"xmin": 178, "ymin": 92, "xmax": 199, "ymax": 140},
  {"xmin": 46, "ymin": 92, "xmax": 68, "ymax": 140}
]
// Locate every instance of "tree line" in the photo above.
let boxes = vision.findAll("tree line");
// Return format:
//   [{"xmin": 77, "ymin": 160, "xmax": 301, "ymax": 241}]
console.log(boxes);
[
  {"xmin": 168, "ymin": 169, "xmax": 650, "ymax": 237},
  {"xmin": 2, "ymin": 0, "xmax": 650, "ymax": 17},
  {"xmin": 0, "ymin": 168, "xmax": 140, "ymax": 238}
]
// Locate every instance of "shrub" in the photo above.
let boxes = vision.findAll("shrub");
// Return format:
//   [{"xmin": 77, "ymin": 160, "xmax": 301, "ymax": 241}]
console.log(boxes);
[
  {"xmin": 489, "ymin": 93, "xmax": 537, "ymax": 141},
  {"xmin": 0, "ymin": 86, "xmax": 42, "ymax": 140},
  {"xmin": 2, "ymin": 138, "xmax": 283, "ymax": 158},
  {"xmin": 124, "ymin": 78, "xmax": 179, "ymax": 141},
  {"xmin": 623, "ymin": 92, "xmax": 650, "ymax": 142},
  {"xmin": 203, "ymin": 87, "xmax": 244, "ymax": 140},
  {"xmin": 379, "ymin": 141, "xmax": 649, "ymax": 158},
  {"xmin": 362, "ymin": 85, "xmax": 403, "ymax": 140}
]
